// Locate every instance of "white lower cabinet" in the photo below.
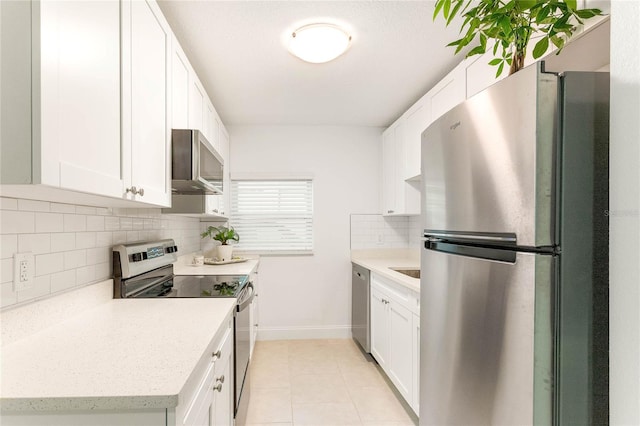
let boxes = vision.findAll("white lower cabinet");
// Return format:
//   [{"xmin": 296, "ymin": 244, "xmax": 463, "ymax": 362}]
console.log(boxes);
[
  {"xmin": 370, "ymin": 273, "xmax": 420, "ymax": 415},
  {"xmin": 370, "ymin": 285, "xmax": 390, "ymax": 368},
  {"xmin": 388, "ymin": 300, "xmax": 413, "ymax": 402},
  {"xmin": 181, "ymin": 315, "xmax": 233, "ymax": 426}
]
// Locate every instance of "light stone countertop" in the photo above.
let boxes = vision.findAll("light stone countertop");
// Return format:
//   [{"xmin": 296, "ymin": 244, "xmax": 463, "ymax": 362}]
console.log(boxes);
[
  {"xmin": 0, "ymin": 297, "xmax": 236, "ymax": 412},
  {"xmin": 351, "ymin": 248, "xmax": 420, "ymax": 293},
  {"xmin": 173, "ymin": 254, "xmax": 259, "ymax": 276}
]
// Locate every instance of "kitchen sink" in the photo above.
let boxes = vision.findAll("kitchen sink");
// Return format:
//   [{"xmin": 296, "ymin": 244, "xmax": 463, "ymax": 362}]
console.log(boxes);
[{"xmin": 390, "ymin": 268, "xmax": 420, "ymax": 279}]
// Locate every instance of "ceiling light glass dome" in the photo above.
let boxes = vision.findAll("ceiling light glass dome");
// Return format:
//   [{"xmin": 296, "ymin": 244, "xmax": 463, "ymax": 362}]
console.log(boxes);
[{"xmin": 288, "ymin": 23, "xmax": 352, "ymax": 64}]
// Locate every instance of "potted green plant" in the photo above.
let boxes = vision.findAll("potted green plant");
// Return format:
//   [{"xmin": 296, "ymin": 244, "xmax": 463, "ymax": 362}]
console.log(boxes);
[
  {"xmin": 433, "ymin": 0, "xmax": 602, "ymax": 77},
  {"xmin": 201, "ymin": 226, "xmax": 240, "ymax": 262}
]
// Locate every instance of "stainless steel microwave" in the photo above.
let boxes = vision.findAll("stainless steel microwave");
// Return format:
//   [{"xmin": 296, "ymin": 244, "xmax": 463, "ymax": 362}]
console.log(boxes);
[{"xmin": 171, "ymin": 129, "xmax": 223, "ymax": 195}]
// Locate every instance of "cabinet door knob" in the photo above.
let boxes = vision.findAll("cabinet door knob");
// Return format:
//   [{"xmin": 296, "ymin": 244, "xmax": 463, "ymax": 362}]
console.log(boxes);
[
  {"xmin": 213, "ymin": 383, "xmax": 223, "ymax": 392},
  {"xmin": 387, "ymin": 210, "xmax": 394, "ymax": 214},
  {"xmin": 216, "ymin": 375, "xmax": 225, "ymax": 384},
  {"xmin": 126, "ymin": 186, "xmax": 144, "ymax": 196},
  {"xmin": 212, "ymin": 350, "xmax": 222, "ymax": 359},
  {"xmin": 254, "ymin": 323, "xmax": 259, "ymax": 327}
]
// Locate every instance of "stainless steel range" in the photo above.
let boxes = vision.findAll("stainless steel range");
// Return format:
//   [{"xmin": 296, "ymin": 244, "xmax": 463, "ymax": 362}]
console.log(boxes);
[{"xmin": 113, "ymin": 239, "xmax": 253, "ymax": 426}]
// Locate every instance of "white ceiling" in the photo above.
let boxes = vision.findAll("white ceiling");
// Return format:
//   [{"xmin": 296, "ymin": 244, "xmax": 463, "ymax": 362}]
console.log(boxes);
[{"xmin": 157, "ymin": 1, "xmax": 469, "ymax": 127}]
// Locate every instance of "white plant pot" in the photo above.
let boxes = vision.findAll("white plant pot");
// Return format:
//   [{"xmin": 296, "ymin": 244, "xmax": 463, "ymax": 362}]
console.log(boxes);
[{"xmin": 216, "ymin": 245, "xmax": 233, "ymax": 262}]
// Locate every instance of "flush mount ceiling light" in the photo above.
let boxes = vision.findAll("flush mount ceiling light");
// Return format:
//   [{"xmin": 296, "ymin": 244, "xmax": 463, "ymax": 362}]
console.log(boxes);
[{"xmin": 288, "ymin": 23, "xmax": 352, "ymax": 64}]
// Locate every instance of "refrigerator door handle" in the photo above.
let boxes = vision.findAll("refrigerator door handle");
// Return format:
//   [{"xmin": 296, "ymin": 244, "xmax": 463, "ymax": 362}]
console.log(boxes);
[
  {"xmin": 424, "ymin": 239, "xmax": 517, "ymax": 263},
  {"xmin": 423, "ymin": 231, "xmax": 517, "ymax": 244}
]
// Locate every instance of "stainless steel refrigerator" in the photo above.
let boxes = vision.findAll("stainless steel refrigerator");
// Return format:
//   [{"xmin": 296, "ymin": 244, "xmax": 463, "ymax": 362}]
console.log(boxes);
[{"xmin": 419, "ymin": 63, "xmax": 609, "ymax": 425}]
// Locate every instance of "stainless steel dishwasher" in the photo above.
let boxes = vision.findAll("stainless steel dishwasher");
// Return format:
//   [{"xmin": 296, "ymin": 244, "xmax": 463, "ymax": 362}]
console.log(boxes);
[{"xmin": 351, "ymin": 263, "xmax": 371, "ymax": 352}]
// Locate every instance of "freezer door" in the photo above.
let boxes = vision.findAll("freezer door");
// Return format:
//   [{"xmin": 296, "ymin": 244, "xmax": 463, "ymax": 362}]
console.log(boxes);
[
  {"xmin": 421, "ymin": 63, "xmax": 558, "ymax": 248},
  {"xmin": 420, "ymin": 244, "xmax": 554, "ymax": 425}
]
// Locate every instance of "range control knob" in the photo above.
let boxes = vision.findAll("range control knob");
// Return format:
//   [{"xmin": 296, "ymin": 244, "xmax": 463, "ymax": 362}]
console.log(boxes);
[
  {"xmin": 131, "ymin": 252, "xmax": 143, "ymax": 262},
  {"xmin": 165, "ymin": 245, "xmax": 178, "ymax": 253}
]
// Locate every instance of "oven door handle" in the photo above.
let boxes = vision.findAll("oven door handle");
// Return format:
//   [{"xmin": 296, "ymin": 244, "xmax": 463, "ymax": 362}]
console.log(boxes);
[{"xmin": 236, "ymin": 282, "xmax": 255, "ymax": 312}]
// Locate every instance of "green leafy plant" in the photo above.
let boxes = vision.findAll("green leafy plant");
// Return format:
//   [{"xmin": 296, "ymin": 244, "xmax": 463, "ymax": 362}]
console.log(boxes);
[
  {"xmin": 433, "ymin": 0, "xmax": 602, "ymax": 77},
  {"xmin": 200, "ymin": 226, "xmax": 240, "ymax": 245}
]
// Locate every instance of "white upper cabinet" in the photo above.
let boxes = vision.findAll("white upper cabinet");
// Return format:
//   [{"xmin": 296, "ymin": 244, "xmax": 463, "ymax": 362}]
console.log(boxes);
[
  {"xmin": 428, "ymin": 62, "xmax": 466, "ymax": 123},
  {"xmin": 403, "ymin": 95, "xmax": 431, "ymax": 180},
  {"xmin": 171, "ymin": 36, "xmax": 191, "ymax": 129},
  {"xmin": 51, "ymin": 1, "xmax": 124, "ymax": 198},
  {"xmin": 189, "ymin": 76, "xmax": 206, "ymax": 133},
  {"xmin": 381, "ymin": 124, "xmax": 401, "ymax": 216},
  {"xmin": 382, "ymin": 117, "xmax": 420, "ymax": 217},
  {"xmin": 122, "ymin": 0, "xmax": 172, "ymax": 207},
  {"xmin": 1, "ymin": 1, "xmax": 124, "ymax": 199}
]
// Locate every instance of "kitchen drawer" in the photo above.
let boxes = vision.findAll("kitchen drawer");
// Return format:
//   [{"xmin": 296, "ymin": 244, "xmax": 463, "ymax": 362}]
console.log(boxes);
[{"xmin": 371, "ymin": 273, "xmax": 420, "ymax": 316}]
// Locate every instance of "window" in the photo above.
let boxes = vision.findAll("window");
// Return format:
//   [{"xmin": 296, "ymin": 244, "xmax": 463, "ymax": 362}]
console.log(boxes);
[{"xmin": 230, "ymin": 179, "xmax": 313, "ymax": 253}]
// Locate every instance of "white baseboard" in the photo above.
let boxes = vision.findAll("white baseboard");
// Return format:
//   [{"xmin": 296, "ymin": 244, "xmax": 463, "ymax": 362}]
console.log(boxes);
[{"xmin": 256, "ymin": 325, "xmax": 352, "ymax": 341}]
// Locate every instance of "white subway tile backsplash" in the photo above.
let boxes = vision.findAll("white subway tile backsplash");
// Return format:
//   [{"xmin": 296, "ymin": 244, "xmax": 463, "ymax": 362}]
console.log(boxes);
[
  {"xmin": 75, "ymin": 206, "xmax": 97, "ymax": 215},
  {"xmin": 350, "ymin": 214, "xmax": 414, "ymax": 250},
  {"xmin": 112, "ymin": 231, "xmax": 127, "ymax": 245},
  {"xmin": 0, "ymin": 198, "xmax": 18, "ymax": 210},
  {"xmin": 1, "ymin": 198, "xmax": 200, "ymax": 309},
  {"xmin": 104, "ymin": 217, "xmax": 120, "ymax": 231},
  {"xmin": 76, "ymin": 265, "xmax": 95, "ymax": 286},
  {"xmin": 64, "ymin": 214, "xmax": 86, "ymax": 232},
  {"xmin": 1, "ymin": 282, "xmax": 17, "ymax": 307},
  {"xmin": 87, "ymin": 247, "xmax": 110, "ymax": 265},
  {"xmin": 1, "ymin": 211, "xmax": 35, "ymax": 234},
  {"xmin": 120, "ymin": 217, "xmax": 133, "ymax": 231},
  {"xmin": 16, "ymin": 275, "xmax": 51, "ymax": 303},
  {"xmin": 18, "ymin": 199, "xmax": 50, "ymax": 212},
  {"xmin": 35, "ymin": 213, "xmax": 64, "ymax": 233},
  {"xmin": 18, "ymin": 234, "xmax": 51, "ymax": 255},
  {"xmin": 35, "ymin": 253, "xmax": 64, "ymax": 276},
  {"xmin": 95, "ymin": 262, "xmax": 111, "ymax": 281},
  {"xmin": 96, "ymin": 232, "xmax": 112, "ymax": 247},
  {"xmin": 76, "ymin": 232, "xmax": 96, "ymax": 249},
  {"xmin": 1, "ymin": 235, "xmax": 18, "ymax": 259},
  {"xmin": 51, "ymin": 233, "xmax": 76, "ymax": 252},
  {"xmin": 86, "ymin": 216, "xmax": 105, "ymax": 231},
  {"xmin": 63, "ymin": 250, "xmax": 87, "ymax": 270},
  {"xmin": 50, "ymin": 203, "xmax": 76, "ymax": 214},
  {"xmin": 1, "ymin": 258, "xmax": 13, "ymax": 284},
  {"xmin": 50, "ymin": 270, "xmax": 77, "ymax": 293},
  {"xmin": 132, "ymin": 218, "xmax": 144, "ymax": 230}
]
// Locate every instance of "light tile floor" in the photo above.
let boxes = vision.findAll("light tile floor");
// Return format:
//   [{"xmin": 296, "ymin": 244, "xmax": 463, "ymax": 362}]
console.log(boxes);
[{"xmin": 246, "ymin": 339, "xmax": 418, "ymax": 426}]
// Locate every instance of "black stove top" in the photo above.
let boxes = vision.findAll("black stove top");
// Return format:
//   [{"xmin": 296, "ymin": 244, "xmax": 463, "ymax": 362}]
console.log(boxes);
[{"xmin": 170, "ymin": 275, "xmax": 248, "ymax": 298}]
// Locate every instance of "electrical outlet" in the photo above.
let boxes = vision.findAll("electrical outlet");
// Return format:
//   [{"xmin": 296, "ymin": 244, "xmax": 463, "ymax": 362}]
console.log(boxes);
[
  {"xmin": 377, "ymin": 233, "xmax": 384, "ymax": 244},
  {"xmin": 13, "ymin": 252, "xmax": 34, "ymax": 292}
]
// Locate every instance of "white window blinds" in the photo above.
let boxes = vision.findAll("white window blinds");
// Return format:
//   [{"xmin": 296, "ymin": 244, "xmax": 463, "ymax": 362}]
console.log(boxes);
[{"xmin": 230, "ymin": 179, "xmax": 313, "ymax": 253}]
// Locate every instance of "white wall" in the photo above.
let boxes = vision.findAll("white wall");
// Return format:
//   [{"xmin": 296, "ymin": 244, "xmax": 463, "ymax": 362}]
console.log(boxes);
[
  {"xmin": 610, "ymin": 1, "xmax": 640, "ymax": 423},
  {"xmin": 229, "ymin": 125, "xmax": 381, "ymax": 339},
  {"xmin": 0, "ymin": 197, "xmax": 201, "ymax": 309}
]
